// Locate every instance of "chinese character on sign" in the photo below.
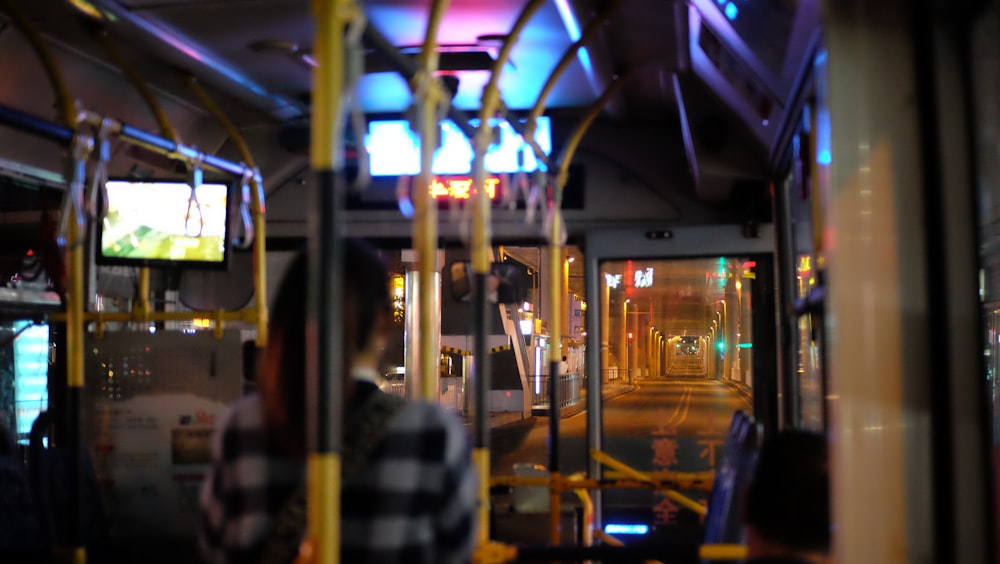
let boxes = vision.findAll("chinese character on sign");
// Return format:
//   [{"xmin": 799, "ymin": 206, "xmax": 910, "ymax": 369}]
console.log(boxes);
[
  {"xmin": 605, "ymin": 273, "xmax": 622, "ymax": 289},
  {"xmin": 697, "ymin": 438, "xmax": 724, "ymax": 467},
  {"xmin": 427, "ymin": 177, "xmax": 501, "ymax": 200},
  {"xmin": 652, "ymin": 437, "xmax": 680, "ymax": 468},
  {"xmin": 634, "ymin": 267, "xmax": 654, "ymax": 288},
  {"xmin": 429, "ymin": 179, "xmax": 449, "ymax": 199},
  {"xmin": 483, "ymin": 177, "xmax": 500, "ymax": 199},
  {"xmin": 448, "ymin": 178, "xmax": 472, "ymax": 199},
  {"xmin": 652, "ymin": 494, "xmax": 679, "ymax": 525}
]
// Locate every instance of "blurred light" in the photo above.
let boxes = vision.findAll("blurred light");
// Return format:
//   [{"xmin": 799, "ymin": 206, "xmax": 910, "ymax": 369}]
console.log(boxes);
[
  {"xmin": 567, "ymin": 257, "xmax": 575, "ymax": 263},
  {"xmin": 717, "ymin": 341, "xmax": 725, "ymax": 351},
  {"xmin": 520, "ymin": 319, "xmax": 533, "ymax": 336},
  {"xmin": 817, "ymin": 149, "xmax": 832, "ymax": 165},
  {"xmin": 724, "ymin": 2, "xmax": 738, "ymax": 20},
  {"xmin": 604, "ymin": 523, "xmax": 649, "ymax": 535}
]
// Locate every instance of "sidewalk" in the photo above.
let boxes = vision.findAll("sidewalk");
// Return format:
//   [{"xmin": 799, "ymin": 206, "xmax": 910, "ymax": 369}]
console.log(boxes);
[
  {"xmin": 721, "ymin": 379, "xmax": 753, "ymax": 404},
  {"xmin": 473, "ymin": 384, "xmax": 638, "ymax": 430},
  {"xmin": 527, "ymin": 382, "xmax": 638, "ymax": 419}
]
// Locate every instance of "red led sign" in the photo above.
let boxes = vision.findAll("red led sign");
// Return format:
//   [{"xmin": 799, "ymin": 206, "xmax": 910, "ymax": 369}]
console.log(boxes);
[{"xmin": 428, "ymin": 177, "xmax": 500, "ymax": 201}]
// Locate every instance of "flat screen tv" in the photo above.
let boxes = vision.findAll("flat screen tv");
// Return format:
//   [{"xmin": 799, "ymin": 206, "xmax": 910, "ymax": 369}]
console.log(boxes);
[{"xmin": 98, "ymin": 179, "xmax": 230, "ymax": 269}]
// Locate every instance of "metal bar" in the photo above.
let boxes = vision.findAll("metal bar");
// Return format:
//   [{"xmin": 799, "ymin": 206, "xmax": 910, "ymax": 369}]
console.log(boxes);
[
  {"xmin": 547, "ymin": 243, "xmax": 562, "ymax": 547},
  {"xmin": 50, "ymin": 309, "xmax": 259, "ymax": 324},
  {"xmin": 67, "ymin": 215, "xmax": 86, "ymax": 564},
  {"xmin": 514, "ymin": 543, "xmax": 701, "ymax": 562},
  {"xmin": 523, "ymin": 0, "xmax": 624, "ymax": 158},
  {"xmin": 489, "ymin": 476, "xmax": 713, "ymax": 492},
  {"xmin": 473, "ymin": 272, "xmax": 491, "ymax": 543},
  {"xmin": 0, "ymin": 103, "xmax": 73, "ymax": 144},
  {"xmin": 184, "ymin": 77, "xmax": 269, "ymax": 347},
  {"xmin": 308, "ymin": 1, "xmax": 352, "ymax": 563},
  {"xmin": 414, "ymin": 0, "xmax": 450, "ymax": 401},
  {"xmin": 584, "ymin": 235, "xmax": 603, "ymax": 530},
  {"xmin": 0, "ymin": 0, "xmax": 77, "ymax": 127}
]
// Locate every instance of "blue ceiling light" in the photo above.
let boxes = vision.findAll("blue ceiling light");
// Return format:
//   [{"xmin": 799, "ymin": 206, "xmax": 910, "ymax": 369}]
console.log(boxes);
[{"xmin": 724, "ymin": 2, "xmax": 739, "ymax": 20}]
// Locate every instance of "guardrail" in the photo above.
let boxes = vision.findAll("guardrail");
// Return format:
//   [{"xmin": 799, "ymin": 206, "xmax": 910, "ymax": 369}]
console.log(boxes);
[{"xmin": 530, "ymin": 373, "xmax": 584, "ymax": 408}]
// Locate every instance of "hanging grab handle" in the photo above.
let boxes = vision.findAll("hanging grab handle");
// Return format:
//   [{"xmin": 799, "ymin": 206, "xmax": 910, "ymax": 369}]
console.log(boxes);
[
  {"xmin": 185, "ymin": 153, "xmax": 205, "ymax": 238},
  {"xmin": 87, "ymin": 117, "xmax": 113, "ymax": 222},
  {"xmin": 57, "ymin": 132, "xmax": 93, "ymax": 248},
  {"xmin": 233, "ymin": 167, "xmax": 256, "ymax": 249}
]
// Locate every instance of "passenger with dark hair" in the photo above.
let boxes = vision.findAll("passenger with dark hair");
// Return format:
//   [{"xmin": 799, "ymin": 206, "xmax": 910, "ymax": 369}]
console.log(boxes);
[
  {"xmin": 199, "ymin": 240, "xmax": 476, "ymax": 563},
  {"xmin": 743, "ymin": 431, "xmax": 830, "ymax": 564}
]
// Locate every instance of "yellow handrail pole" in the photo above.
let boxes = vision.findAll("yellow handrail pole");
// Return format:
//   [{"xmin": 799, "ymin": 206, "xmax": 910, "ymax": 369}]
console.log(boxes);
[
  {"xmin": 413, "ymin": 0, "xmax": 450, "ymax": 402},
  {"xmin": 522, "ymin": 0, "xmax": 624, "ymax": 158},
  {"xmin": 0, "ymin": 0, "xmax": 77, "ymax": 127},
  {"xmin": 541, "ymin": 72, "xmax": 628, "ymax": 546},
  {"xmin": 89, "ymin": 31, "xmax": 177, "ymax": 325},
  {"xmin": 471, "ymin": 0, "xmax": 546, "ymax": 547},
  {"xmin": 553, "ymin": 73, "xmax": 629, "ymax": 201},
  {"xmin": 185, "ymin": 77, "xmax": 269, "ymax": 347},
  {"xmin": 91, "ymin": 29, "xmax": 181, "ymax": 144},
  {"xmin": 547, "ymin": 208, "xmax": 563, "ymax": 546},
  {"xmin": 698, "ymin": 544, "xmax": 749, "ymax": 561},
  {"xmin": 309, "ymin": 0, "xmax": 353, "ymax": 563},
  {"xmin": 0, "ymin": 5, "xmax": 87, "ymax": 563}
]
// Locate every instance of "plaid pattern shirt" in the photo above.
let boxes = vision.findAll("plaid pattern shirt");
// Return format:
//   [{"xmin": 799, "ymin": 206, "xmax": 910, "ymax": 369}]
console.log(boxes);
[{"xmin": 198, "ymin": 384, "xmax": 477, "ymax": 564}]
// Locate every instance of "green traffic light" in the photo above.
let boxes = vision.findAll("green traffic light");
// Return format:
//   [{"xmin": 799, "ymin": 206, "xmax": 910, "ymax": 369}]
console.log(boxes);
[{"xmin": 717, "ymin": 341, "xmax": 725, "ymax": 351}]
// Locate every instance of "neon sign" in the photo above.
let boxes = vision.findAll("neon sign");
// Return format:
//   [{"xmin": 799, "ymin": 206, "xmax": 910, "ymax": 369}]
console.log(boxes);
[
  {"xmin": 428, "ymin": 177, "xmax": 499, "ymax": 201},
  {"xmin": 634, "ymin": 268, "xmax": 654, "ymax": 288},
  {"xmin": 367, "ymin": 117, "xmax": 552, "ymax": 176},
  {"xmin": 605, "ymin": 274, "xmax": 622, "ymax": 288}
]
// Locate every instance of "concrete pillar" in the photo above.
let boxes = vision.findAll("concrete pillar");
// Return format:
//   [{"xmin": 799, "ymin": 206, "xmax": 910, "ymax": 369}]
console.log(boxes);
[
  {"xmin": 601, "ymin": 282, "xmax": 610, "ymax": 383},
  {"xmin": 403, "ymin": 268, "xmax": 421, "ymax": 399},
  {"xmin": 628, "ymin": 303, "xmax": 638, "ymax": 384},
  {"xmin": 618, "ymin": 298, "xmax": 628, "ymax": 380}
]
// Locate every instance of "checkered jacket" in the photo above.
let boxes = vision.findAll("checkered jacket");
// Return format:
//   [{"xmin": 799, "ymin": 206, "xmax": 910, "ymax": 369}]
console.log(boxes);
[{"xmin": 198, "ymin": 388, "xmax": 477, "ymax": 564}]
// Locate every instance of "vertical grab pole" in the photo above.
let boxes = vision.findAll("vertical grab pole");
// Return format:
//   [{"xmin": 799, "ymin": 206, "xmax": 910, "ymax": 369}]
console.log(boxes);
[
  {"xmin": 471, "ymin": 0, "xmax": 547, "ymax": 545},
  {"xmin": 414, "ymin": 0, "xmax": 451, "ymax": 402},
  {"xmin": 67, "ymin": 205, "xmax": 86, "ymax": 564},
  {"xmin": 551, "ymin": 73, "xmax": 629, "ymax": 545},
  {"xmin": 308, "ymin": 1, "xmax": 352, "ymax": 562},
  {"xmin": 547, "ymin": 212, "xmax": 563, "ymax": 546}
]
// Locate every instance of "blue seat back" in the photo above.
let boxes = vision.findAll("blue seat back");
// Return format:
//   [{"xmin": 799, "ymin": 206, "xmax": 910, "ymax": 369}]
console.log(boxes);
[{"xmin": 702, "ymin": 410, "xmax": 762, "ymax": 551}]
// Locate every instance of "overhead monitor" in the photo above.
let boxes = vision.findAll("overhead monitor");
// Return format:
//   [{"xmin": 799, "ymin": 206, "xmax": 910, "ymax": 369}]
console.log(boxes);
[
  {"xmin": 366, "ymin": 116, "xmax": 552, "ymax": 176},
  {"xmin": 98, "ymin": 179, "xmax": 230, "ymax": 269}
]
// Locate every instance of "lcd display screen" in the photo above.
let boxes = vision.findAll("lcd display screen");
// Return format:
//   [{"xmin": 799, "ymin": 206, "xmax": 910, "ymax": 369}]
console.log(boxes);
[
  {"xmin": 366, "ymin": 116, "xmax": 552, "ymax": 176},
  {"xmin": 99, "ymin": 180, "xmax": 229, "ymax": 268}
]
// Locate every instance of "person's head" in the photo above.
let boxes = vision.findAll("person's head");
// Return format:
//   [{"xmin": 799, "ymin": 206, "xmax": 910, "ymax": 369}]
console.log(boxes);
[
  {"xmin": 260, "ymin": 239, "xmax": 392, "ymax": 457},
  {"xmin": 744, "ymin": 430, "xmax": 830, "ymax": 560}
]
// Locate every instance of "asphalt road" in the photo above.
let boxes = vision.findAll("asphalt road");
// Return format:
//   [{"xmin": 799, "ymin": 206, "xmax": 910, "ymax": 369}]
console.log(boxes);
[{"xmin": 490, "ymin": 377, "xmax": 751, "ymax": 536}]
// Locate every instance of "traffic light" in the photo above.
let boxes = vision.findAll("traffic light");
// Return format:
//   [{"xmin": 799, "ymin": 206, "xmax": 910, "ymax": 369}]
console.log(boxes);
[{"xmin": 717, "ymin": 340, "xmax": 725, "ymax": 351}]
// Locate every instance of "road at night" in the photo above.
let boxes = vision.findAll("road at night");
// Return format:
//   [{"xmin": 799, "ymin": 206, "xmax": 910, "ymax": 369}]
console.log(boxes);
[{"xmin": 490, "ymin": 377, "xmax": 751, "ymax": 535}]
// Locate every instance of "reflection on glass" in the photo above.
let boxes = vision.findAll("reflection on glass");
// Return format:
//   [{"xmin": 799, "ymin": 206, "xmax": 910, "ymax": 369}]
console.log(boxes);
[
  {"xmin": 597, "ymin": 257, "xmax": 756, "ymax": 528},
  {"xmin": 796, "ymin": 255, "xmax": 823, "ymax": 430}
]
